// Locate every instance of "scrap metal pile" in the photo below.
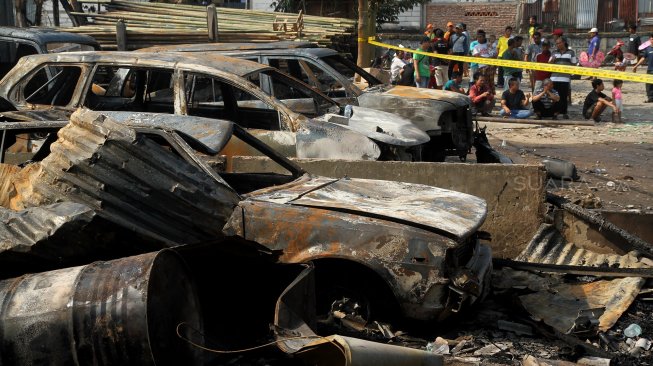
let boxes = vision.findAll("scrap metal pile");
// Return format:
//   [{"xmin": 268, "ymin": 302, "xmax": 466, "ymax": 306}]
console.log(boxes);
[{"xmin": 59, "ymin": 0, "xmax": 356, "ymax": 50}]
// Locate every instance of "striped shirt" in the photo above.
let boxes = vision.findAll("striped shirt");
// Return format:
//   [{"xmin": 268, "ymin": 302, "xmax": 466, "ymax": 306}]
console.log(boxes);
[{"xmin": 549, "ymin": 49, "xmax": 577, "ymax": 83}]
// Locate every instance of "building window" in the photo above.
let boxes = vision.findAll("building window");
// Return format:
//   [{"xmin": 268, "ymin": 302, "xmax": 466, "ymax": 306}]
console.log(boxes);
[{"xmin": 464, "ymin": 11, "xmax": 499, "ymax": 17}]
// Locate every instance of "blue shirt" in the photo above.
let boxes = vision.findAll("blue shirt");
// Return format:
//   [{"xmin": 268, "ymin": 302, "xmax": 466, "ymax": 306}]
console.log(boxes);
[
  {"xmin": 644, "ymin": 46, "xmax": 653, "ymax": 72},
  {"xmin": 444, "ymin": 79, "xmax": 461, "ymax": 91},
  {"xmin": 469, "ymin": 40, "xmax": 479, "ymax": 67},
  {"xmin": 588, "ymin": 35, "xmax": 600, "ymax": 56}
]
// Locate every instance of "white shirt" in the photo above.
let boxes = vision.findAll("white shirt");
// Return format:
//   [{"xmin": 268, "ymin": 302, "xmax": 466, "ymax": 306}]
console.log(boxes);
[
  {"xmin": 391, "ymin": 56, "xmax": 407, "ymax": 81},
  {"xmin": 472, "ymin": 42, "xmax": 491, "ymax": 68}
]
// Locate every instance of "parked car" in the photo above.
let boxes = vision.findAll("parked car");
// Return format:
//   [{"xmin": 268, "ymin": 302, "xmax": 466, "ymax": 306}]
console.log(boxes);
[
  {"xmin": 0, "ymin": 26, "xmax": 99, "ymax": 80},
  {"xmin": 141, "ymin": 43, "xmax": 475, "ymax": 161},
  {"xmin": 1, "ymin": 110, "xmax": 492, "ymax": 322},
  {"xmin": 0, "ymin": 51, "xmax": 428, "ymax": 161}
]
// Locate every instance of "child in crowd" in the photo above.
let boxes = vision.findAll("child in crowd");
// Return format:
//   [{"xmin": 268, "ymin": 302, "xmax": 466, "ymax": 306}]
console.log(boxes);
[
  {"xmin": 614, "ymin": 54, "xmax": 627, "ymax": 71},
  {"xmin": 444, "ymin": 72, "xmax": 465, "ymax": 94},
  {"xmin": 612, "ymin": 79, "xmax": 623, "ymax": 123}
]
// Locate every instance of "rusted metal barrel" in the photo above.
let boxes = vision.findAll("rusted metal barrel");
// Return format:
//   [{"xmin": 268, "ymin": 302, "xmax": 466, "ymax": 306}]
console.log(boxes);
[{"xmin": 0, "ymin": 250, "xmax": 203, "ymax": 365}]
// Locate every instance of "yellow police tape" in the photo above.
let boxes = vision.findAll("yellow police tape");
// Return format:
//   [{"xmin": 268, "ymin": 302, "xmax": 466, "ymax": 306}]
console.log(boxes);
[{"xmin": 367, "ymin": 37, "xmax": 653, "ymax": 84}]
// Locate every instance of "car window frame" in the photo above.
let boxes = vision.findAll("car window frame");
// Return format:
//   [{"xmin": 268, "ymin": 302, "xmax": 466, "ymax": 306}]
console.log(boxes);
[
  {"xmin": 177, "ymin": 68, "xmax": 297, "ymax": 131},
  {"xmin": 8, "ymin": 61, "xmax": 89, "ymax": 109}
]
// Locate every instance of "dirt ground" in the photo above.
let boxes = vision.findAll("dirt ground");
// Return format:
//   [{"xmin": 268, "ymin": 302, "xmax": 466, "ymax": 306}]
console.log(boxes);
[{"xmin": 473, "ymin": 68, "xmax": 653, "ymax": 212}]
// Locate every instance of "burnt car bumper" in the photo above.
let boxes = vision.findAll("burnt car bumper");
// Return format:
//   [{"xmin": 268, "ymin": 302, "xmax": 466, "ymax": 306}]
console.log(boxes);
[{"xmin": 401, "ymin": 241, "xmax": 492, "ymax": 321}]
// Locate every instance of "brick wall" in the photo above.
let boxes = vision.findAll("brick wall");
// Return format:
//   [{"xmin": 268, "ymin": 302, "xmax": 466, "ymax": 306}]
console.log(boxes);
[{"xmin": 425, "ymin": 1, "xmax": 519, "ymax": 37}]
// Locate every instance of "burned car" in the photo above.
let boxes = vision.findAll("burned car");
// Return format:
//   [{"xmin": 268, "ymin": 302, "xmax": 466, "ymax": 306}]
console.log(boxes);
[
  {"xmin": 0, "ymin": 26, "xmax": 99, "ymax": 80},
  {"xmin": 0, "ymin": 51, "xmax": 428, "ymax": 161},
  {"xmin": 2, "ymin": 109, "xmax": 491, "ymax": 322},
  {"xmin": 142, "ymin": 43, "xmax": 475, "ymax": 161}
]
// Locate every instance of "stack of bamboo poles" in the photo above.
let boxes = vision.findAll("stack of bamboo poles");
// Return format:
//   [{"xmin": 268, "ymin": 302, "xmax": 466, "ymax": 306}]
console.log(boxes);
[{"xmin": 59, "ymin": 0, "xmax": 357, "ymax": 50}]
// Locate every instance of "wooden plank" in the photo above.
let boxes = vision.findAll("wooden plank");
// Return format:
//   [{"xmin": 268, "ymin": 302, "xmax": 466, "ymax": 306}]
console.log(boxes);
[
  {"xmin": 115, "ymin": 19, "xmax": 127, "ymax": 51},
  {"xmin": 206, "ymin": 4, "xmax": 218, "ymax": 42},
  {"xmin": 475, "ymin": 116, "xmax": 595, "ymax": 126}
]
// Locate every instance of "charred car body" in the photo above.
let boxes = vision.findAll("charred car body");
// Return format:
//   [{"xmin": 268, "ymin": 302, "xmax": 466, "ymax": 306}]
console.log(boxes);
[
  {"xmin": 0, "ymin": 51, "xmax": 428, "ymax": 161},
  {"xmin": 142, "ymin": 43, "xmax": 475, "ymax": 161},
  {"xmin": 1, "ymin": 109, "xmax": 491, "ymax": 322},
  {"xmin": 0, "ymin": 26, "xmax": 99, "ymax": 80}
]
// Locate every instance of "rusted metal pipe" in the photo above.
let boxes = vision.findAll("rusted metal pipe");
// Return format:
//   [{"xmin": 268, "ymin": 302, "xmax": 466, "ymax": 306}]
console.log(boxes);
[{"xmin": 0, "ymin": 250, "xmax": 203, "ymax": 366}]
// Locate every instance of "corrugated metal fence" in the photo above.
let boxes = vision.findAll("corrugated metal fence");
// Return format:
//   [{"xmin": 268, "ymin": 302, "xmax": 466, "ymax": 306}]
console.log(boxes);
[{"xmin": 523, "ymin": 0, "xmax": 653, "ymax": 31}]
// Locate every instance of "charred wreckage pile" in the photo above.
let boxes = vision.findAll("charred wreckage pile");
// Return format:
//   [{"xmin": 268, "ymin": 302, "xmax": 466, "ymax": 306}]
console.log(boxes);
[{"xmin": 0, "ymin": 109, "xmax": 650, "ymax": 366}]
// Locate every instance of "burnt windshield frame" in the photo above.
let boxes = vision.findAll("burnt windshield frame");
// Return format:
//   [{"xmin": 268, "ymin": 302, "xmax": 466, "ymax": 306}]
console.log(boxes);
[
  {"xmin": 322, "ymin": 55, "xmax": 383, "ymax": 86},
  {"xmin": 256, "ymin": 69, "xmax": 341, "ymax": 115}
]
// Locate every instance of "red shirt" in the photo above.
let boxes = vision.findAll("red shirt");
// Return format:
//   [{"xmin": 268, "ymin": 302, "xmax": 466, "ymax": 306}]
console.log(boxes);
[
  {"xmin": 535, "ymin": 51, "xmax": 552, "ymax": 81},
  {"xmin": 469, "ymin": 84, "xmax": 494, "ymax": 104}
]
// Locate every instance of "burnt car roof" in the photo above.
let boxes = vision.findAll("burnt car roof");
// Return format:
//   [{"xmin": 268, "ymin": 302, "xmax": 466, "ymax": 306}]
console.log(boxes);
[
  {"xmin": 0, "ymin": 26, "xmax": 100, "ymax": 48},
  {"xmin": 141, "ymin": 41, "xmax": 318, "ymax": 53},
  {"xmin": 139, "ymin": 42, "xmax": 336, "ymax": 58},
  {"xmin": 18, "ymin": 51, "xmax": 272, "ymax": 77}
]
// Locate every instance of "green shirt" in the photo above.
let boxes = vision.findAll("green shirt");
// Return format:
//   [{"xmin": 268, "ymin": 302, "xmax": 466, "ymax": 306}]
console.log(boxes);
[
  {"xmin": 414, "ymin": 48, "xmax": 430, "ymax": 77},
  {"xmin": 501, "ymin": 49, "xmax": 521, "ymax": 76}
]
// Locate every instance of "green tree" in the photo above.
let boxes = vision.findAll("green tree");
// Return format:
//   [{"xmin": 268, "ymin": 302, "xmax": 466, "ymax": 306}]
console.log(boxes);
[{"xmin": 271, "ymin": 0, "xmax": 429, "ymax": 25}]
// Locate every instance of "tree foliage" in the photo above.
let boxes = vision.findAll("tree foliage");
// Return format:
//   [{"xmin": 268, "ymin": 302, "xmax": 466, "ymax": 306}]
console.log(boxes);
[{"xmin": 271, "ymin": 0, "xmax": 429, "ymax": 24}]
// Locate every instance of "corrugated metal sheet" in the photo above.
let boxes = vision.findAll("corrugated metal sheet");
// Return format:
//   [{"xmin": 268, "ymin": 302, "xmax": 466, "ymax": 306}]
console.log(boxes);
[
  {"xmin": 620, "ymin": 0, "xmax": 638, "ymax": 25},
  {"xmin": 0, "ymin": 202, "xmax": 95, "ymax": 260},
  {"xmin": 11, "ymin": 110, "xmax": 241, "ymax": 246},
  {"xmin": 516, "ymin": 224, "xmax": 649, "ymax": 268},
  {"xmin": 520, "ymin": 277, "xmax": 645, "ymax": 334},
  {"xmin": 558, "ymin": 0, "xmax": 578, "ymax": 27},
  {"xmin": 597, "ymin": 0, "xmax": 618, "ymax": 31},
  {"xmin": 576, "ymin": 0, "xmax": 598, "ymax": 29},
  {"xmin": 640, "ymin": 0, "xmax": 653, "ymax": 13}
]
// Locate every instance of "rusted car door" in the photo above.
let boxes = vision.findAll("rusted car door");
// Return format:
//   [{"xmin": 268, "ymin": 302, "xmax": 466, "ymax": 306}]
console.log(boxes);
[{"xmin": 177, "ymin": 69, "xmax": 300, "ymax": 157}]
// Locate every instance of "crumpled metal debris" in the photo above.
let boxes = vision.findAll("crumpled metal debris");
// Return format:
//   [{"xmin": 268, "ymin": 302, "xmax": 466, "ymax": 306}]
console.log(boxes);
[
  {"xmin": 0, "ymin": 202, "xmax": 95, "ymax": 260},
  {"xmin": 519, "ymin": 277, "xmax": 645, "ymax": 334},
  {"xmin": 8, "ymin": 109, "xmax": 240, "ymax": 245}
]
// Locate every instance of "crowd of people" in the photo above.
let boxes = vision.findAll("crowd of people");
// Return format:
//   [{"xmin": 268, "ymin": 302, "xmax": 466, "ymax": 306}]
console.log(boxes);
[{"xmin": 388, "ymin": 17, "xmax": 653, "ymax": 123}]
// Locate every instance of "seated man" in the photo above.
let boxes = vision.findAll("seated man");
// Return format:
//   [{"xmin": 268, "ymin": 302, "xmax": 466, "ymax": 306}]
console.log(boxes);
[
  {"xmin": 499, "ymin": 77, "xmax": 532, "ymax": 119},
  {"xmin": 582, "ymin": 78, "xmax": 619, "ymax": 122},
  {"xmin": 443, "ymin": 72, "xmax": 465, "ymax": 94},
  {"xmin": 532, "ymin": 78, "xmax": 560, "ymax": 119},
  {"xmin": 468, "ymin": 73, "xmax": 494, "ymax": 116}
]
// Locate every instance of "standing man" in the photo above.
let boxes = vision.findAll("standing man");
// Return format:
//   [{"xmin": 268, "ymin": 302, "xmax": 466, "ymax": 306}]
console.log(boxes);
[
  {"xmin": 496, "ymin": 26, "xmax": 513, "ymax": 88},
  {"xmin": 533, "ymin": 39, "xmax": 552, "ymax": 92},
  {"xmin": 432, "ymin": 29, "xmax": 450, "ymax": 89},
  {"xmin": 528, "ymin": 16, "xmax": 538, "ymax": 44},
  {"xmin": 449, "ymin": 23, "xmax": 469, "ymax": 79},
  {"xmin": 627, "ymin": 24, "xmax": 641, "ymax": 59},
  {"xmin": 587, "ymin": 27, "xmax": 601, "ymax": 63},
  {"xmin": 444, "ymin": 21, "xmax": 455, "ymax": 43},
  {"xmin": 424, "ymin": 24, "xmax": 435, "ymax": 41},
  {"xmin": 390, "ymin": 47, "xmax": 407, "ymax": 84},
  {"xmin": 472, "ymin": 30, "xmax": 494, "ymax": 89},
  {"xmin": 549, "ymin": 36, "xmax": 577, "ymax": 119},
  {"xmin": 414, "ymin": 37, "xmax": 432, "ymax": 88},
  {"xmin": 525, "ymin": 32, "xmax": 543, "ymax": 92},
  {"xmin": 633, "ymin": 33, "xmax": 653, "ymax": 103},
  {"xmin": 501, "ymin": 38, "xmax": 521, "ymax": 90}
]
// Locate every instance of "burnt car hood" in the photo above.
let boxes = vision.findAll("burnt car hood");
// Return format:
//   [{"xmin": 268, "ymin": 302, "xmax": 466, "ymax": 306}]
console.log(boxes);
[
  {"xmin": 377, "ymin": 85, "xmax": 471, "ymax": 107},
  {"xmin": 247, "ymin": 175, "xmax": 487, "ymax": 239},
  {"xmin": 312, "ymin": 106, "xmax": 430, "ymax": 147}
]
